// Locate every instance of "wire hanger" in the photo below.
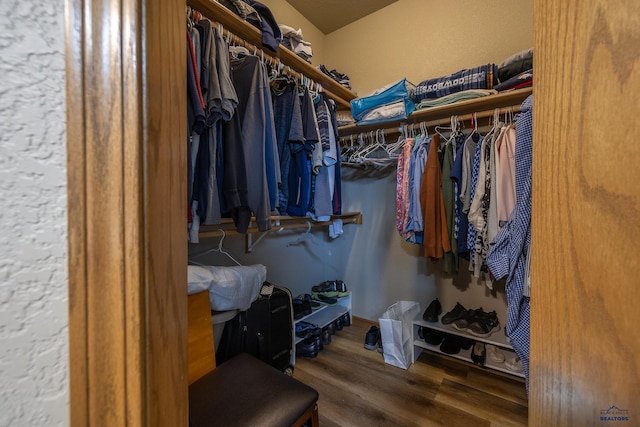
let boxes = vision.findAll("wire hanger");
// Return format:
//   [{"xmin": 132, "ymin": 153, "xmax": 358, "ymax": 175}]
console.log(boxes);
[
  {"xmin": 189, "ymin": 229, "xmax": 242, "ymax": 266},
  {"xmin": 287, "ymin": 221, "xmax": 317, "ymax": 246}
]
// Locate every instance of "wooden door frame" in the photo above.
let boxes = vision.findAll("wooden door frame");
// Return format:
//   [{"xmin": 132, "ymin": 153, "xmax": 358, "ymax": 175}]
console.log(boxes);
[{"xmin": 66, "ymin": 0, "xmax": 188, "ymax": 425}]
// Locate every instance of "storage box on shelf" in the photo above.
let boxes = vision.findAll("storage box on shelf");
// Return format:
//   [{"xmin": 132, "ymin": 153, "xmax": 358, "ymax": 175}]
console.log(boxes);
[
  {"xmin": 411, "ymin": 316, "xmax": 524, "ymax": 378},
  {"xmin": 294, "ymin": 292, "xmax": 352, "ymax": 347}
]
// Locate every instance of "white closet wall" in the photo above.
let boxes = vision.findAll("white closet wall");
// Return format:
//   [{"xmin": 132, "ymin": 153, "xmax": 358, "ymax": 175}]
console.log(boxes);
[{"xmin": 325, "ymin": 0, "xmax": 534, "ymax": 95}]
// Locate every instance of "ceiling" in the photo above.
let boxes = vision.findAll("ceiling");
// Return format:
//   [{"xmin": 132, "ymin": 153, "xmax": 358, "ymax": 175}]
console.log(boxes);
[{"xmin": 285, "ymin": 0, "xmax": 399, "ymax": 34}]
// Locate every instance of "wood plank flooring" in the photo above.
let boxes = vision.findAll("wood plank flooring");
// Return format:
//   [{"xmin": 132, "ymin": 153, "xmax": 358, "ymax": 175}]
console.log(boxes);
[{"xmin": 293, "ymin": 317, "xmax": 528, "ymax": 427}]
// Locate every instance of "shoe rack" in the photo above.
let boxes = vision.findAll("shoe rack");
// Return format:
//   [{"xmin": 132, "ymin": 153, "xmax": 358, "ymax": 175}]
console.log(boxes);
[
  {"xmin": 411, "ymin": 317, "xmax": 524, "ymax": 378},
  {"xmin": 293, "ymin": 292, "xmax": 352, "ymax": 355}
]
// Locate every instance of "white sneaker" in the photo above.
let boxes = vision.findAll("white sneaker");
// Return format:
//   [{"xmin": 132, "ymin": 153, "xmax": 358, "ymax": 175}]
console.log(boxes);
[
  {"xmin": 505, "ymin": 356, "xmax": 523, "ymax": 373},
  {"xmin": 486, "ymin": 344, "xmax": 505, "ymax": 363}
]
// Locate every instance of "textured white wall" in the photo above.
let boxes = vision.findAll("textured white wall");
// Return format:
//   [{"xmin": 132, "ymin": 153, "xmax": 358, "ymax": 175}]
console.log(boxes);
[{"xmin": 0, "ymin": 0, "xmax": 69, "ymax": 426}]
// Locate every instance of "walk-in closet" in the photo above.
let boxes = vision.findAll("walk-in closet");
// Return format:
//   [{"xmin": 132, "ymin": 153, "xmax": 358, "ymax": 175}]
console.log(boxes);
[{"xmin": 64, "ymin": 0, "xmax": 640, "ymax": 426}]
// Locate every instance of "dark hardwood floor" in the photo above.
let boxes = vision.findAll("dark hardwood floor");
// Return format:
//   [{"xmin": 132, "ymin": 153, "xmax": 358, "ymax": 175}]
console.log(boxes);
[{"xmin": 293, "ymin": 317, "xmax": 528, "ymax": 427}]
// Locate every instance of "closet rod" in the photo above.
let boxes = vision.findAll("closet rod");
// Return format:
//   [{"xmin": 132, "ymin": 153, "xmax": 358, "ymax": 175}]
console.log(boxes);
[
  {"xmin": 342, "ymin": 106, "xmax": 523, "ymax": 139},
  {"xmin": 187, "ymin": 0, "xmax": 356, "ymax": 109}
]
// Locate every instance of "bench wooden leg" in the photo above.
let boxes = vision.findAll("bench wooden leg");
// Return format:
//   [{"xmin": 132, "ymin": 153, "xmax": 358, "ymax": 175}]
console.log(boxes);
[{"xmin": 292, "ymin": 403, "xmax": 319, "ymax": 427}]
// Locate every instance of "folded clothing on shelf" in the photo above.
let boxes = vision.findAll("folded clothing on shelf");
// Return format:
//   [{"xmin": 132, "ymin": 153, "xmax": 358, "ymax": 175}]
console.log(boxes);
[
  {"xmin": 416, "ymin": 89, "xmax": 497, "ymax": 110},
  {"xmin": 350, "ymin": 78, "xmax": 415, "ymax": 125},
  {"xmin": 498, "ymin": 48, "xmax": 533, "ymax": 82},
  {"xmin": 413, "ymin": 64, "xmax": 499, "ymax": 101},
  {"xmin": 318, "ymin": 64, "xmax": 352, "ymax": 90},
  {"xmin": 494, "ymin": 69, "xmax": 532, "ymax": 92}
]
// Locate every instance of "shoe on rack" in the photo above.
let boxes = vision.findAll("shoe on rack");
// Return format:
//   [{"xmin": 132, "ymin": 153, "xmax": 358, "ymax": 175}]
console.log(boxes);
[
  {"xmin": 458, "ymin": 337, "xmax": 474, "ymax": 351},
  {"xmin": 311, "ymin": 281, "xmax": 338, "ymax": 297},
  {"xmin": 326, "ymin": 321, "xmax": 336, "ymax": 336},
  {"xmin": 321, "ymin": 327, "xmax": 331, "ymax": 345},
  {"xmin": 296, "ymin": 337, "xmax": 319, "ymax": 358},
  {"xmin": 417, "ymin": 326, "xmax": 426, "ymax": 340},
  {"xmin": 486, "ymin": 344, "xmax": 505, "ymax": 363},
  {"xmin": 293, "ymin": 297, "xmax": 312, "ymax": 319},
  {"xmin": 441, "ymin": 302, "xmax": 467, "ymax": 325},
  {"xmin": 422, "ymin": 298, "xmax": 442, "ymax": 323},
  {"xmin": 335, "ymin": 280, "xmax": 349, "ymax": 297},
  {"xmin": 439, "ymin": 335, "xmax": 461, "ymax": 355},
  {"xmin": 364, "ymin": 325, "xmax": 380, "ymax": 350},
  {"xmin": 471, "ymin": 342, "xmax": 486, "ymax": 366},
  {"xmin": 467, "ymin": 310, "xmax": 501, "ymax": 337},
  {"xmin": 451, "ymin": 308, "xmax": 483, "ymax": 332},
  {"xmin": 423, "ymin": 329, "xmax": 445, "ymax": 346},
  {"xmin": 312, "ymin": 293, "xmax": 338, "ymax": 305},
  {"xmin": 340, "ymin": 312, "xmax": 351, "ymax": 327},
  {"xmin": 505, "ymin": 356, "xmax": 524, "ymax": 373},
  {"xmin": 334, "ymin": 316, "xmax": 343, "ymax": 331},
  {"xmin": 295, "ymin": 321, "xmax": 319, "ymax": 338},
  {"xmin": 293, "ymin": 300, "xmax": 305, "ymax": 320}
]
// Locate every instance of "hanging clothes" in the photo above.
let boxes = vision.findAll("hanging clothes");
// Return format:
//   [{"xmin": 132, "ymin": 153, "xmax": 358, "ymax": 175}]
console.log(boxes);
[
  {"xmin": 487, "ymin": 95, "xmax": 533, "ymax": 388},
  {"xmin": 286, "ymin": 89, "xmax": 318, "ymax": 216},
  {"xmin": 420, "ymin": 133, "xmax": 451, "ymax": 259},
  {"xmin": 223, "ymin": 54, "xmax": 271, "ymax": 232}
]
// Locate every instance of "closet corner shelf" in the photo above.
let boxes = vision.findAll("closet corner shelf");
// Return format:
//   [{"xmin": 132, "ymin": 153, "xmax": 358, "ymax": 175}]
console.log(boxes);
[
  {"xmin": 188, "ymin": 0, "xmax": 357, "ymax": 109},
  {"xmin": 338, "ymin": 87, "xmax": 533, "ymax": 137},
  {"xmin": 411, "ymin": 316, "xmax": 525, "ymax": 379}
]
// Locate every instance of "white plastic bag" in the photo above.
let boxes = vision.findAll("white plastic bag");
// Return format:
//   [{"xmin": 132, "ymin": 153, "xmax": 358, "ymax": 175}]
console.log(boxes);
[{"xmin": 379, "ymin": 301, "xmax": 422, "ymax": 369}]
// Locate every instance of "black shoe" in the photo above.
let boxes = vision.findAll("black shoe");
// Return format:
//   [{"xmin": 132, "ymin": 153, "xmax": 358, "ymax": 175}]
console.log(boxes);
[
  {"xmin": 335, "ymin": 280, "xmax": 349, "ymax": 297},
  {"xmin": 311, "ymin": 281, "xmax": 338, "ymax": 297},
  {"xmin": 364, "ymin": 325, "xmax": 380, "ymax": 350},
  {"xmin": 321, "ymin": 327, "xmax": 331, "ymax": 345},
  {"xmin": 468, "ymin": 310, "xmax": 501, "ymax": 337},
  {"xmin": 422, "ymin": 298, "xmax": 442, "ymax": 323},
  {"xmin": 471, "ymin": 342, "xmax": 486, "ymax": 365},
  {"xmin": 458, "ymin": 337, "xmax": 474, "ymax": 350},
  {"xmin": 377, "ymin": 336, "xmax": 383, "ymax": 353},
  {"xmin": 293, "ymin": 297, "xmax": 312, "ymax": 319},
  {"xmin": 296, "ymin": 337, "xmax": 318, "ymax": 358},
  {"xmin": 441, "ymin": 302, "xmax": 467, "ymax": 325},
  {"xmin": 326, "ymin": 321, "xmax": 335, "ymax": 335},
  {"xmin": 334, "ymin": 317, "xmax": 343, "ymax": 331},
  {"xmin": 341, "ymin": 312, "xmax": 351, "ymax": 327},
  {"xmin": 439, "ymin": 335, "xmax": 461, "ymax": 355},
  {"xmin": 452, "ymin": 308, "xmax": 483, "ymax": 332},
  {"xmin": 423, "ymin": 329, "xmax": 445, "ymax": 346}
]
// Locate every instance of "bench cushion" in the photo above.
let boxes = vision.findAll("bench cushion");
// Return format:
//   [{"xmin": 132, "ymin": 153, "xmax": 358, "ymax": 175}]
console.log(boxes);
[{"xmin": 189, "ymin": 353, "xmax": 318, "ymax": 427}]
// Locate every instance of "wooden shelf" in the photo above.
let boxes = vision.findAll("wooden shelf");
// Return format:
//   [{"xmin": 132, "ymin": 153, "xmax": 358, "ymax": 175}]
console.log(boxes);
[
  {"xmin": 198, "ymin": 211, "xmax": 362, "ymax": 238},
  {"xmin": 338, "ymin": 87, "xmax": 533, "ymax": 136},
  {"xmin": 188, "ymin": 0, "xmax": 357, "ymax": 109}
]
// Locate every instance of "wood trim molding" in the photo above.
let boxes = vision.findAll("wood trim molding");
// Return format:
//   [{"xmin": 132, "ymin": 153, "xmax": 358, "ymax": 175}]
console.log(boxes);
[{"xmin": 66, "ymin": 0, "xmax": 187, "ymax": 425}]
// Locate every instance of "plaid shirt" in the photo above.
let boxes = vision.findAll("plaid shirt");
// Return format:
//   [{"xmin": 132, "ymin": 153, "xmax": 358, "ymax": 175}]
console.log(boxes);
[{"xmin": 486, "ymin": 95, "xmax": 533, "ymax": 387}]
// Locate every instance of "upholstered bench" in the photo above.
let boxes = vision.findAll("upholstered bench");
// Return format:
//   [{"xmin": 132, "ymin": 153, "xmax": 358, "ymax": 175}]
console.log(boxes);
[{"xmin": 188, "ymin": 291, "xmax": 319, "ymax": 427}]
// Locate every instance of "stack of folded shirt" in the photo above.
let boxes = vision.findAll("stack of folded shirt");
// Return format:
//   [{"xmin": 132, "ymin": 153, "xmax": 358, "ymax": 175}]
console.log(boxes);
[
  {"xmin": 318, "ymin": 65, "xmax": 352, "ymax": 90},
  {"xmin": 498, "ymin": 48, "xmax": 533, "ymax": 82},
  {"xmin": 336, "ymin": 110, "xmax": 355, "ymax": 126},
  {"xmin": 415, "ymin": 89, "xmax": 497, "ymax": 110},
  {"xmin": 494, "ymin": 69, "xmax": 532, "ymax": 92},
  {"xmin": 279, "ymin": 24, "xmax": 313, "ymax": 62}
]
